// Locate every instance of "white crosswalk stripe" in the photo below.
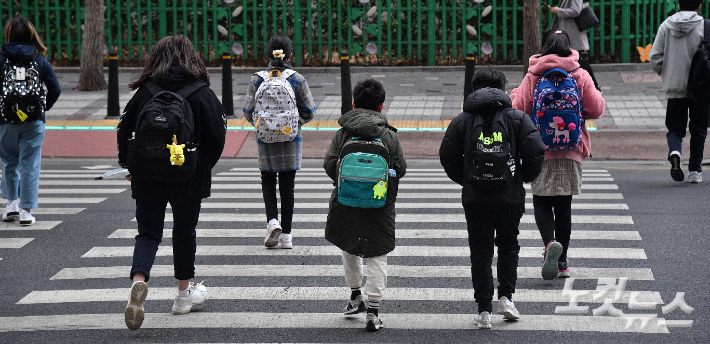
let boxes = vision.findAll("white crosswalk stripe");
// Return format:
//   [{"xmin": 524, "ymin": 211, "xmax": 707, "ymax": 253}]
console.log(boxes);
[
  {"xmin": 8, "ymin": 166, "xmax": 670, "ymax": 335},
  {"xmin": 0, "ymin": 168, "xmax": 120, "ymax": 262}
]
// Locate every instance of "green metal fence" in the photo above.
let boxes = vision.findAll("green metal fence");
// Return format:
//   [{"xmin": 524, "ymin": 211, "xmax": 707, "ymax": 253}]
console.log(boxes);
[{"xmin": 0, "ymin": 0, "xmax": 704, "ymax": 66}]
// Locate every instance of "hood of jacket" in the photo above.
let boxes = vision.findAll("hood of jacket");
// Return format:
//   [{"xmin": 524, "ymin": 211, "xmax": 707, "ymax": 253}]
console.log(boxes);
[
  {"xmin": 1, "ymin": 42, "xmax": 37, "ymax": 60},
  {"xmin": 338, "ymin": 108, "xmax": 389, "ymax": 138},
  {"xmin": 462, "ymin": 87, "xmax": 512, "ymax": 114},
  {"xmin": 667, "ymin": 11, "xmax": 703, "ymax": 38},
  {"xmin": 154, "ymin": 65, "xmax": 199, "ymax": 92},
  {"xmin": 527, "ymin": 50, "xmax": 581, "ymax": 75}
]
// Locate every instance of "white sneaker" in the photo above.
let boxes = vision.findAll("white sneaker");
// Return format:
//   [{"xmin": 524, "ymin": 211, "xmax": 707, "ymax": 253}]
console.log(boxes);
[
  {"xmin": 172, "ymin": 281, "xmax": 207, "ymax": 315},
  {"xmin": 2, "ymin": 200, "xmax": 19, "ymax": 222},
  {"xmin": 474, "ymin": 311, "xmax": 492, "ymax": 329},
  {"xmin": 278, "ymin": 233, "xmax": 293, "ymax": 249},
  {"xmin": 497, "ymin": 296, "xmax": 520, "ymax": 320},
  {"xmin": 19, "ymin": 209, "xmax": 35, "ymax": 226},
  {"xmin": 124, "ymin": 281, "xmax": 148, "ymax": 330},
  {"xmin": 264, "ymin": 219, "xmax": 282, "ymax": 248},
  {"xmin": 689, "ymin": 171, "xmax": 702, "ymax": 183}
]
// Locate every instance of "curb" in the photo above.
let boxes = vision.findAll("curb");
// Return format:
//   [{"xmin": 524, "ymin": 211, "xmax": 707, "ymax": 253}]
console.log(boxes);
[{"xmin": 53, "ymin": 63, "xmax": 652, "ymax": 75}]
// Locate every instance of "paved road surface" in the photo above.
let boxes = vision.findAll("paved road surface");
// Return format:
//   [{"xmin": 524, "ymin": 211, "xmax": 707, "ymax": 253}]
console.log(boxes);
[{"xmin": 0, "ymin": 158, "xmax": 706, "ymax": 343}]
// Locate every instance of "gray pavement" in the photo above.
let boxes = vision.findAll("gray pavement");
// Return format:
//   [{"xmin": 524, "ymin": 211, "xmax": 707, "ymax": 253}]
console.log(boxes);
[{"xmin": 50, "ymin": 63, "xmax": 669, "ymax": 131}]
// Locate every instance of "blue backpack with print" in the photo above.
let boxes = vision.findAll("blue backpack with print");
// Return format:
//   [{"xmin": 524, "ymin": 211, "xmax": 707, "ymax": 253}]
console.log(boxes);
[{"xmin": 531, "ymin": 68, "xmax": 584, "ymax": 150}]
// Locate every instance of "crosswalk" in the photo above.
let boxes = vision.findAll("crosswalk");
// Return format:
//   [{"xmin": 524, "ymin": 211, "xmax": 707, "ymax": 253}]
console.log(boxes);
[
  {"xmin": 0, "ymin": 165, "xmax": 671, "ymax": 335},
  {"xmin": 0, "ymin": 168, "xmax": 127, "ymax": 256}
]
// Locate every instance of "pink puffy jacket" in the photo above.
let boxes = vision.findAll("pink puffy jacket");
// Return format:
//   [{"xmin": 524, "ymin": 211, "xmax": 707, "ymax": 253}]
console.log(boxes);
[{"xmin": 510, "ymin": 50, "xmax": 606, "ymax": 164}]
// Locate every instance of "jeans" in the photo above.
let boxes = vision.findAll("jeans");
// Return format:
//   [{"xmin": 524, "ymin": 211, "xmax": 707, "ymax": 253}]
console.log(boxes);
[
  {"xmin": 130, "ymin": 196, "xmax": 201, "ymax": 282},
  {"xmin": 533, "ymin": 195, "xmax": 572, "ymax": 262},
  {"xmin": 0, "ymin": 121, "xmax": 45, "ymax": 209},
  {"xmin": 666, "ymin": 98, "xmax": 709, "ymax": 172},
  {"xmin": 342, "ymin": 251, "xmax": 387, "ymax": 302},
  {"xmin": 464, "ymin": 203, "xmax": 522, "ymax": 313},
  {"xmin": 261, "ymin": 170, "xmax": 296, "ymax": 234}
]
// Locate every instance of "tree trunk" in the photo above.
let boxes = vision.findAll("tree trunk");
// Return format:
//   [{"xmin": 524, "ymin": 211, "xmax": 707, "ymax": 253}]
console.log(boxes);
[
  {"xmin": 522, "ymin": 0, "xmax": 541, "ymax": 73},
  {"xmin": 76, "ymin": 0, "xmax": 107, "ymax": 91}
]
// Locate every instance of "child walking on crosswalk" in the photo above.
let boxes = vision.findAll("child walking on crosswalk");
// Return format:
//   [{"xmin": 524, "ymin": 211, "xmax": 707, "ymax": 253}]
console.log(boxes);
[
  {"xmin": 242, "ymin": 35, "xmax": 316, "ymax": 249},
  {"xmin": 118, "ymin": 35, "xmax": 227, "ymax": 330},
  {"xmin": 440, "ymin": 69, "xmax": 545, "ymax": 329},
  {"xmin": 511, "ymin": 30, "xmax": 605, "ymax": 280},
  {"xmin": 323, "ymin": 79, "xmax": 406, "ymax": 332}
]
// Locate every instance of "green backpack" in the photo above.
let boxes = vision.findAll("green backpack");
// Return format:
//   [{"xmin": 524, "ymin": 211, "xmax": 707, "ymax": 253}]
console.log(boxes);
[{"xmin": 337, "ymin": 137, "xmax": 390, "ymax": 208}]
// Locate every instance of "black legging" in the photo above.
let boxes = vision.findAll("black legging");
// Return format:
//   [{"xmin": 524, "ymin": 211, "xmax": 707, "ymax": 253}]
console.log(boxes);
[
  {"xmin": 532, "ymin": 195, "xmax": 572, "ymax": 262},
  {"xmin": 578, "ymin": 51, "xmax": 599, "ymax": 90},
  {"xmin": 260, "ymin": 170, "xmax": 297, "ymax": 234}
]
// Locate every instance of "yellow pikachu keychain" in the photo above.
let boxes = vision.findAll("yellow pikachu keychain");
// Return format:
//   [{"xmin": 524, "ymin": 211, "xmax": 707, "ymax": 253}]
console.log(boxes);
[{"xmin": 166, "ymin": 135, "xmax": 186, "ymax": 166}]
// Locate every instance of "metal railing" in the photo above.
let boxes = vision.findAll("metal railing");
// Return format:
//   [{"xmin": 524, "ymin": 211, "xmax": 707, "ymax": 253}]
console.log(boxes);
[{"xmin": 0, "ymin": 0, "xmax": 702, "ymax": 65}]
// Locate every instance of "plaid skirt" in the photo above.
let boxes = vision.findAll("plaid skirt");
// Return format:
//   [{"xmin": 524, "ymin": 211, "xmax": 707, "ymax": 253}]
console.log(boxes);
[{"xmin": 530, "ymin": 158, "xmax": 583, "ymax": 196}]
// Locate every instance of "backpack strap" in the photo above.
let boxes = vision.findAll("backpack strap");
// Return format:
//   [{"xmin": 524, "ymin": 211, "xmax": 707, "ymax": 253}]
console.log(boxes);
[
  {"xmin": 281, "ymin": 69, "xmax": 296, "ymax": 79},
  {"xmin": 175, "ymin": 80, "xmax": 207, "ymax": 100}
]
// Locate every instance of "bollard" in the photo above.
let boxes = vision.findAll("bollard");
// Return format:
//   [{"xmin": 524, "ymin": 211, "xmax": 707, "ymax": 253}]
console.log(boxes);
[
  {"xmin": 221, "ymin": 52, "xmax": 236, "ymax": 119},
  {"xmin": 463, "ymin": 52, "xmax": 476, "ymax": 102},
  {"xmin": 106, "ymin": 52, "xmax": 120, "ymax": 118},
  {"xmin": 340, "ymin": 52, "xmax": 353, "ymax": 115}
]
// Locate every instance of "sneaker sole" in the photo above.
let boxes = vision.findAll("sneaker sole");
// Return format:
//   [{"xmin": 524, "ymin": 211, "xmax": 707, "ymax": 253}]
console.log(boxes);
[
  {"xmin": 172, "ymin": 305, "xmax": 192, "ymax": 315},
  {"xmin": 558, "ymin": 271, "xmax": 571, "ymax": 278},
  {"xmin": 343, "ymin": 301, "xmax": 366, "ymax": 315},
  {"xmin": 125, "ymin": 282, "xmax": 148, "ymax": 330},
  {"xmin": 20, "ymin": 219, "xmax": 35, "ymax": 226},
  {"xmin": 542, "ymin": 242, "xmax": 563, "ymax": 280},
  {"xmin": 279, "ymin": 243, "xmax": 293, "ymax": 249},
  {"xmin": 2, "ymin": 214, "xmax": 18, "ymax": 222},
  {"xmin": 264, "ymin": 228, "xmax": 282, "ymax": 248},
  {"xmin": 475, "ymin": 322, "xmax": 492, "ymax": 329},
  {"xmin": 366, "ymin": 320, "xmax": 383, "ymax": 332},
  {"xmin": 669, "ymin": 155, "xmax": 684, "ymax": 182},
  {"xmin": 498, "ymin": 309, "xmax": 520, "ymax": 320}
]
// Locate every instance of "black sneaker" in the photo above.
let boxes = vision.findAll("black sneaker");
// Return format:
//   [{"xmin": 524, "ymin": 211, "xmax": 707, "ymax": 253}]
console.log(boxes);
[
  {"xmin": 343, "ymin": 295, "xmax": 366, "ymax": 315},
  {"xmin": 558, "ymin": 261, "xmax": 570, "ymax": 278},
  {"xmin": 366, "ymin": 312, "xmax": 383, "ymax": 332},
  {"xmin": 669, "ymin": 152, "xmax": 684, "ymax": 182}
]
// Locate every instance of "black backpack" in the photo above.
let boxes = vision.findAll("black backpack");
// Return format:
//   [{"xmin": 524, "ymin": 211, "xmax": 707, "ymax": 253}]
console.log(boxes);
[
  {"xmin": 126, "ymin": 80, "xmax": 205, "ymax": 182},
  {"xmin": 688, "ymin": 19, "xmax": 710, "ymax": 104},
  {"xmin": 0, "ymin": 54, "xmax": 45, "ymax": 124},
  {"xmin": 467, "ymin": 108, "xmax": 516, "ymax": 190}
]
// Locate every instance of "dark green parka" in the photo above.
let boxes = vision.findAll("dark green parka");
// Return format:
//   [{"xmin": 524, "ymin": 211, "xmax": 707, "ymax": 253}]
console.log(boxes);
[{"xmin": 323, "ymin": 109, "xmax": 407, "ymax": 258}]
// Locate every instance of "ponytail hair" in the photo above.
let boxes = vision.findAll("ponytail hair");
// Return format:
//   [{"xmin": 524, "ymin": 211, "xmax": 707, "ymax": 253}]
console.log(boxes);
[
  {"xmin": 266, "ymin": 35, "xmax": 292, "ymax": 68},
  {"xmin": 4, "ymin": 16, "xmax": 47, "ymax": 55},
  {"xmin": 540, "ymin": 30, "xmax": 572, "ymax": 57}
]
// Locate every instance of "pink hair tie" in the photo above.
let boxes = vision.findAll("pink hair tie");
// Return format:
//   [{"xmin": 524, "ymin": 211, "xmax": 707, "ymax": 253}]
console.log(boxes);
[{"xmin": 555, "ymin": 30, "xmax": 562, "ymax": 34}]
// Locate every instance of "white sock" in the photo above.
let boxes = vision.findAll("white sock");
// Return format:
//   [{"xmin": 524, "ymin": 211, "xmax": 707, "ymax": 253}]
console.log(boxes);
[{"xmin": 178, "ymin": 289, "xmax": 190, "ymax": 298}]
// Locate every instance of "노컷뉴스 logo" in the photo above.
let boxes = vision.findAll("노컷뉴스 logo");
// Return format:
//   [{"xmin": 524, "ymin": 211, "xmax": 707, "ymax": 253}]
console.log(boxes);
[{"xmin": 555, "ymin": 278, "xmax": 695, "ymax": 331}]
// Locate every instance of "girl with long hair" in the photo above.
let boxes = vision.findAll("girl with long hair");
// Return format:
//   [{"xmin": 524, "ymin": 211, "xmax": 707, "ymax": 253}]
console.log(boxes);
[
  {"xmin": 117, "ymin": 34, "xmax": 226, "ymax": 330},
  {"xmin": 0, "ymin": 16, "xmax": 61, "ymax": 226}
]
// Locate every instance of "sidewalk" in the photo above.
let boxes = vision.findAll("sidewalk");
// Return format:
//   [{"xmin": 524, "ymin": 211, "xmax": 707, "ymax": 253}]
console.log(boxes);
[{"xmin": 42, "ymin": 64, "xmax": 710, "ymax": 160}]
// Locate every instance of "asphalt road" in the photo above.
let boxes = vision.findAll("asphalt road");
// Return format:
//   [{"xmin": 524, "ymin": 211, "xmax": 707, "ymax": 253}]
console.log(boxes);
[{"xmin": 0, "ymin": 158, "xmax": 707, "ymax": 343}]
